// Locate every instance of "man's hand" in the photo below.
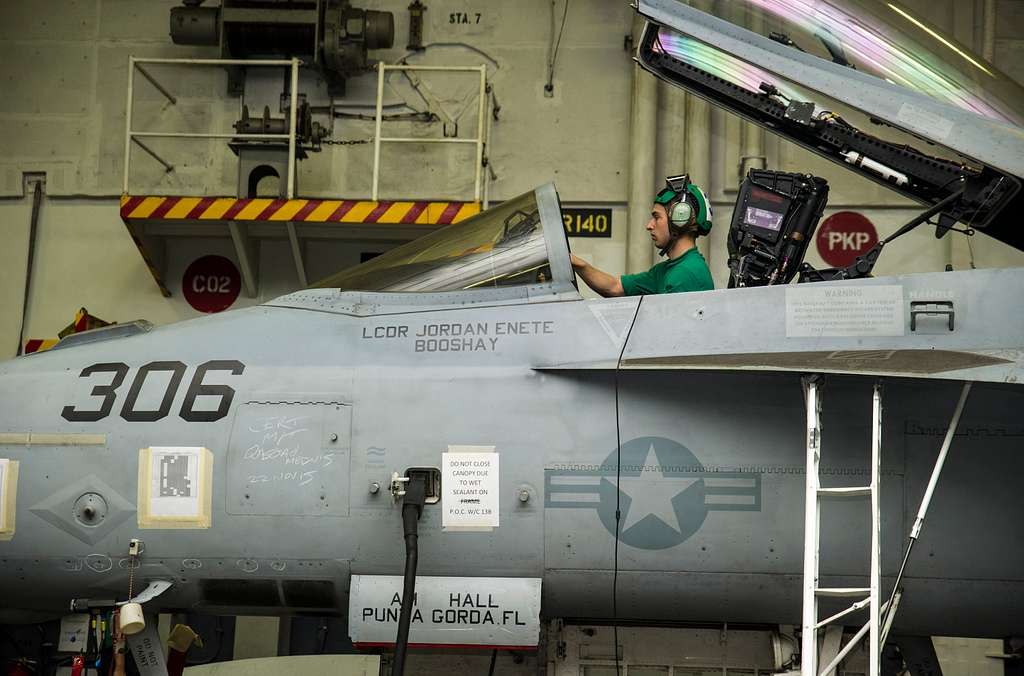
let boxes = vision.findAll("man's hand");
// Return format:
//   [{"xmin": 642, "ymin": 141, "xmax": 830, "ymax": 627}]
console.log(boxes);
[{"xmin": 570, "ymin": 253, "xmax": 625, "ymax": 297}]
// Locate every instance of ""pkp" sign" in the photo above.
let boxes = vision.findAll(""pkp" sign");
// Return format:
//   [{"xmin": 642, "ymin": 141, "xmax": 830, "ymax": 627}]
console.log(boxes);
[{"xmin": 815, "ymin": 211, "xmax": 879, "ymax": 268}]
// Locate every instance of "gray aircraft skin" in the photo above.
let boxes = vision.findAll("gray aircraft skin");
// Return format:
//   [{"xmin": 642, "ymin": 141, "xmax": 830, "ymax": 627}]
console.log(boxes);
[{"xmin": 1, "ymin": 0, "xmax": 1023, "ymax": 643}]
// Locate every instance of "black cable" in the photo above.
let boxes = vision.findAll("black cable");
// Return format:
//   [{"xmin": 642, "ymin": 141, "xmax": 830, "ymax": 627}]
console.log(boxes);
[
  {"xmin": 394, "ymin": 505, "xmax": 421, "ymax": 673},
  {"xmin": 332, "ymin": 111, "xmax": 437, "ymax": 123},
  {"xmin": 486, "ymin": 648, "xmax": 497, "ymax": 676},
  {"xmin": 552, "ymin": 0, "xmax": 570, "ymax": 70},
  {"xmin": 611, "ymin": 296, "xmax": 644, "ymax": 676},
  {"xmin": 185, "ymin": 618, "xmax": 225, "ymax": 665},
  {"xmin": 546, "ymin": 0, "xmax": 571, "ymax": 91},
  {"xmin": 316, "ymin": 620, "xmax": 330, "ymax": 654},
  {"xmin": 395, "ymin": 42, "xmax": 500, "ymax": 69},
  {"xmin": 393, "ymin": 475, "xmax": 427, "ymax": 676}
]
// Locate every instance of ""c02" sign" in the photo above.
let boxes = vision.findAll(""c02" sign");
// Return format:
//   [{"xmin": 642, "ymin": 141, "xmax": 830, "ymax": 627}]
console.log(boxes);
[{"xmin": 182, "ymin": 255, "xmax": 241, "ymax": 313}]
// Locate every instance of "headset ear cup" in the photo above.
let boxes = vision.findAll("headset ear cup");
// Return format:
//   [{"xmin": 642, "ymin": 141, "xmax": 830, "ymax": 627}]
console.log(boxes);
[{"xmin": 670, "ymin": 201, "xmax": 693, "ymax": 228}]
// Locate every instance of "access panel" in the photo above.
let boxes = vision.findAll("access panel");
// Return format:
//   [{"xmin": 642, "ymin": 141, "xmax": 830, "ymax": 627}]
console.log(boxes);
[{"xmin": 226, "ymin": 402, "xmax": 351, "ymax": 516}]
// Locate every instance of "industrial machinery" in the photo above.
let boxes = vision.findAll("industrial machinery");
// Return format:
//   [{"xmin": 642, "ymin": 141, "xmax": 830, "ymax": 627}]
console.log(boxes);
[
  {"xmin": 170, "ymin": 0, "xmax": 395, "ymax": 95},
  {"xmin": 168, "ymin": 0, "xmax": 396, "ymax": 195}
]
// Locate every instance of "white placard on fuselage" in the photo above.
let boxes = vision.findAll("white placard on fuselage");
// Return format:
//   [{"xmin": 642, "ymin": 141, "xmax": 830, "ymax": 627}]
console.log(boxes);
[
  {"xmin": 0, "ymin": 459, "xmax": 6, "ymax": 525},
  {"xmin": 442, "ymin": 446, "xmax": 498, "ymax": 530},
  {"xmin": 348, "ymin": 575, "xmax": 541, "ymax": 648},
  {"xmin": 786, "ymin": 285, "xmax": 905, "ymax": 337},
  {"xmin": 148, "ymin": 447, "xmax": 201, "ymax": 518}
]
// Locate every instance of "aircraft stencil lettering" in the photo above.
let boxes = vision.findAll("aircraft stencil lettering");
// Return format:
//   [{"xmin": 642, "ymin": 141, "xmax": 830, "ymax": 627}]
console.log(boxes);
[
  {"xmin": 61, "ymin": 360, "xmax": 244, "ymax": 423},
  {"xmin": 361, "ymin": 321, "xmax": 556, "ymax": 353}
]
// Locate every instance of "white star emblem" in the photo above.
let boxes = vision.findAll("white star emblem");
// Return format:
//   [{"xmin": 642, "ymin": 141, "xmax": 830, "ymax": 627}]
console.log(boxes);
[{"xmin": 612, "ymin": 443, "xmax": 699, "ymax": 535}]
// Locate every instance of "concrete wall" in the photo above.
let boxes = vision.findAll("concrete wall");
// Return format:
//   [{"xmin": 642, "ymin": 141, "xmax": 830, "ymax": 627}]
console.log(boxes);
[
  {"xmin": 0, "ymin": 0, "xmax": 635, "ymax": 200},
  {"xmin": 1, "ymin": 0, "xmax": 1024, "ymax": 356}
]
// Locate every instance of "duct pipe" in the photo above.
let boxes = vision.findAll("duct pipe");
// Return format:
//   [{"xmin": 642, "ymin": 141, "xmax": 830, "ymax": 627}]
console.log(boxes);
[
  {"xmin": 626, "ymin": 18, "xmax": 658, "ymax": 274},
  {"xmin": 656, "ymin": 80, "xmax": 688, "ymax": 189},
  {"xmin": 684, "ymin": 90, "xmax": 711, "ymax": 262},
  {"xmin": 684, "ymin": 0, "xmax": 716, "ymax": 270},
  {"xmin": 982, "ymin": 0, "xmax": 996, "ymax": 63},
  {"xmin": 740, "ymin": 5, "xmax": 766, "ymax": 180},
  {"xmin": 15, "ymin": 180, "xmax": 43, "ymax": 357}
]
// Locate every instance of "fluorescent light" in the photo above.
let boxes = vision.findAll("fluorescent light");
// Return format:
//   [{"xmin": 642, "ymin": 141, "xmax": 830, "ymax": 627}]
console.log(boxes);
[{"xmin": 887, "ymin": 3, "xmax": 993, "ymax": 77}]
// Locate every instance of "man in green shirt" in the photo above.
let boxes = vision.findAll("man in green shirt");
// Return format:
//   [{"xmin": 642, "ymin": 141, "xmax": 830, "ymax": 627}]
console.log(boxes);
[{"xmin": 571, "ymin": 175, "xmax": 714, "ymax": 297}]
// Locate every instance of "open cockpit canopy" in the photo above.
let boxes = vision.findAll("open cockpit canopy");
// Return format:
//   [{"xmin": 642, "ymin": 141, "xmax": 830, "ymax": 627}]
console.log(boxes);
[
  {"xmin": 662, "ymin": 0, "xmax": 1024, "ymax": 126},
  {"xmin": 637, "ymin": 0, "xmax": 1024, "ymax": 253},
  {"xmin": 311, "ymin": 184, "xmax": 575, "ymax": 296}
]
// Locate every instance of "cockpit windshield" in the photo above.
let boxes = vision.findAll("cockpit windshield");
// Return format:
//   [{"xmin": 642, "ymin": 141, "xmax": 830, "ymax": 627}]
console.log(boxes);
[
  {"xmin": 650, "ymin": 25, "xmax": 969, "ymax": 163},
  {"xmin": 682, "ymin": 0, "xmax": 1024, "ymax": 127},
  {"xmin": 312, "ymin": 189, "xmax": 554, "ymax": 292}
]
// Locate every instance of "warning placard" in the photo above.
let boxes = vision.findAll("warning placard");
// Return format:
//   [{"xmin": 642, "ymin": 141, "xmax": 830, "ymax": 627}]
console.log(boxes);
[
  {"xmin": 786, "ymin": 285, "xmax": 905, "ymax": 337},
  {"xmin": 348, "ymin": 575, "xmax": 541, "ymax": 648},
  {"xmin": 442, "ymin": 447, "xmax": 499, "ymax": 530}
]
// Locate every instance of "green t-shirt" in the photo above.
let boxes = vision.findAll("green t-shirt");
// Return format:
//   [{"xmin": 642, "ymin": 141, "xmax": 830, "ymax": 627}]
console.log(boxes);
[{"xmin": 620, "ymin": 248, "xmax": 714, "ymax": 296}]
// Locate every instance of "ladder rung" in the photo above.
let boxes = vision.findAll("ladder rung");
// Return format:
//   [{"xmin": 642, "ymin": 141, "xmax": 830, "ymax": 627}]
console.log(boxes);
[
  {"xmin": 815, "ymin": 587, "xmax": 870, "ymax": 597},
  {"xmin": 817, "ymin": 486, "xmax": 872, "ymax": 497}
]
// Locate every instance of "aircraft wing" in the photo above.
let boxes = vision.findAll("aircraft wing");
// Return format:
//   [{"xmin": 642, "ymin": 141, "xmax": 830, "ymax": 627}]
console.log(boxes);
[{"xmin": 635, "ymin": 0, "xmax": 1024, "ymax": 252}]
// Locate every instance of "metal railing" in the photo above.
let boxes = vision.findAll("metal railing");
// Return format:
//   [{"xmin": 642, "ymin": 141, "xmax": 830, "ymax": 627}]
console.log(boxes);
[
  {"xmin": 371, "ymin": 62, "xmax": 488, "ymax": 203},
  {"xmin": 122, "ymin": 57, "xmax": 301, "ymax": 198}
]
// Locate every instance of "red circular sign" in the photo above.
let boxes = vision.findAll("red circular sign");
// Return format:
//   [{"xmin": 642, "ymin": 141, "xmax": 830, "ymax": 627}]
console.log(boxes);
[
  {"xmin": 816, "ymin": 211, "xmax": 879, "ymax": 268},
  {"xmin": 182, "ymin": 255, "xmax": 241, "ymax": 313}
]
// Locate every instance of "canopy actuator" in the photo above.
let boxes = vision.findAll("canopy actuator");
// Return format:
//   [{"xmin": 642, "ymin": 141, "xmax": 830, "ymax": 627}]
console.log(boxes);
[{"xmin": 799, "ymin": 189, "xmax": 966, "ymax": 282}]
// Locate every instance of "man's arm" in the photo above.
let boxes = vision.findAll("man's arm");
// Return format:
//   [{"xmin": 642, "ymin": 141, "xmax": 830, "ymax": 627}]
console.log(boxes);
[{"xmin": 571, "ymin": 254, "xmax": 625, "ymax": 297}]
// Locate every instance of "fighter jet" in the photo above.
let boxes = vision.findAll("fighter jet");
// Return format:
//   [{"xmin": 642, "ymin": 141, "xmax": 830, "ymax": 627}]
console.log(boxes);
[{"xmin": 1, "ymin": 0, "xmax": 1022, "ymax": 662}]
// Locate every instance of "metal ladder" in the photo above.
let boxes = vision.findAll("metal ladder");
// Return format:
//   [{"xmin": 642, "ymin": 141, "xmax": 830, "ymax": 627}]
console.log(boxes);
[{"xmin": 801, "ymin": 376, "xmax": 881, "ymax": 676}]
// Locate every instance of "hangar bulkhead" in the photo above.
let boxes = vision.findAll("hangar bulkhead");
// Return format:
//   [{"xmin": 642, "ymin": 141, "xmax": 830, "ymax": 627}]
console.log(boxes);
[{"xmin": 1, "ymin": 1, "xmax": 1023, "ymax": 675}]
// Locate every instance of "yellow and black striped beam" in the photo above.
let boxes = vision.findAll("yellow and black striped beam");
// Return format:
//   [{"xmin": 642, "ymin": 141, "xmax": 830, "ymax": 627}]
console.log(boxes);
[
  {"xmin": 119, "ymin": 195, "xmax": 482, "ymax": 297},
  {"xmin": 119, "ymin": 196, "xmax": 480, "ymax": 225}
]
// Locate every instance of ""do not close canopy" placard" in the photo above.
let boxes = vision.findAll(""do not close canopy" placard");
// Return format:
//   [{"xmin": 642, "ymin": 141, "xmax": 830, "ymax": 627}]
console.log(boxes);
[{"xmin": 442, "ymin": 446, "xmax": 499, "ymax": 531}]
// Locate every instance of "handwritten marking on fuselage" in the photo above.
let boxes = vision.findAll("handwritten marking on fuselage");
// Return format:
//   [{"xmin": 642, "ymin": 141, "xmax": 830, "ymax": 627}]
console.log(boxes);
[
  {"xmin": 247, "ymin": 471, "xmax": 318, "ymax": 487},
  {"xmin": 243, "ymin": 445, "xmax": 334, "ymax": 466},
  {"xmin": 242, "ymin": 415, "xmax": 334, "ymax": 487},
  {"xmin": 243, "ymin": 450, "xmax": 333, "ymax": 486},
  {"xmin": 362, "ymin": 321, "xmax": 555, "ymax": 353},
  {"xmin": 247, "ymin": 415, "xmax": 310, "ymax": 446}
]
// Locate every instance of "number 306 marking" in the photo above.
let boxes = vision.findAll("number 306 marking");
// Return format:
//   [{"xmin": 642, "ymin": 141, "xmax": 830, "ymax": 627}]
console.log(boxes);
[{"xmin": 61, "ymin": 360, "xmax": 244, "ymax": 423}]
